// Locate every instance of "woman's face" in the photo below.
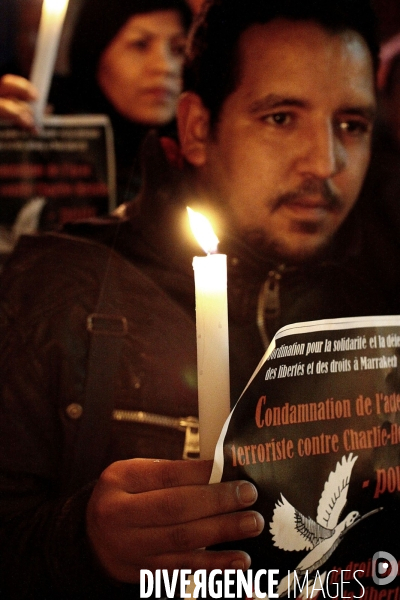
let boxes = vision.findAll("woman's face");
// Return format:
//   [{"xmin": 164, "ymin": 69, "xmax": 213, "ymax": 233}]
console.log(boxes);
[{"xmin": 97, "ymin": 10, "xmax": 187, "ymax": 125}]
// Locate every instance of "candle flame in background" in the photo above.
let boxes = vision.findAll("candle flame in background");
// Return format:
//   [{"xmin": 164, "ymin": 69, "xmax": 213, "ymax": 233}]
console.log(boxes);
[
  {"xmin": 43, "ymin": 0, "xmax": 69, "ymax": 16},
  {"xmin": 187, "ymin": 207, "xmax": 219, "ymax": 254}
]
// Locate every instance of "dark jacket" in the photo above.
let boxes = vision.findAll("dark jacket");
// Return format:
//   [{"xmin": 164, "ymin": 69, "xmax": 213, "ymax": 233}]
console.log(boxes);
[
  {"xmin": 0, "ymin": 228, "xmax": 199, "ymax": 599},
  {"xmin": 0, "ymin": 139, "xmax": 396, "ymax": 598}
]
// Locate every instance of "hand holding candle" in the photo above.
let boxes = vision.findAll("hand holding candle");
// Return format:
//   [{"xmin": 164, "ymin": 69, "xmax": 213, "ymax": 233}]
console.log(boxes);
[
  {"xmin": 188, "ymin": 207, "xmax": 231, "ymax": 459},
  {"xmin": 30, "ymin": 0, "xmax": 70, "ymax": 126}
]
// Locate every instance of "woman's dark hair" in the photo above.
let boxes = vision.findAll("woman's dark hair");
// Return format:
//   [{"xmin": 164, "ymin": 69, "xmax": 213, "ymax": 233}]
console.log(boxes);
[{"xmin": 184, "ymin": 0, "xmax": 380, "ymax": 126}]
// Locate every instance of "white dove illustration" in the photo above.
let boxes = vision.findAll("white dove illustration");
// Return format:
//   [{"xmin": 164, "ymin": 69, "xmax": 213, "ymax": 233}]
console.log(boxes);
[{"xmin": 269, "ymin": 453, "xmax": 382, "ymax": 597}]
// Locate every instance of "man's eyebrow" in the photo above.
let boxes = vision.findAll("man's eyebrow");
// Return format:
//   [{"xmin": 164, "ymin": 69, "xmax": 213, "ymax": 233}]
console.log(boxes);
[
  {"xmin": 248, "ymin": 95, "xmax": 377, "ymax": 121},
  {"xmin": 248, "ymin": 94, "xmax": 308, "ymax": 114},
  {"xmin": 338, "ymin": 106, "xmax": 377, "ymax": 121}
]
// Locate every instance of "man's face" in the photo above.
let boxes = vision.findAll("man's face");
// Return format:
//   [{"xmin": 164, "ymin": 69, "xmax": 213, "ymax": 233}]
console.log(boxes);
[{"xmin": 190, "ymin": 19, "xmax": 376, "ymax": 262}]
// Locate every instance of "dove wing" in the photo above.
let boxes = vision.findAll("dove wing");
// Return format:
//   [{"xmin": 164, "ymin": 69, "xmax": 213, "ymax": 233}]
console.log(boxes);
[
  {"xmin": 316, "ymin": 453, "xmax": 358, "ymax": 529},
  {"xmin": 270, "ymin": 494, "xmax": 332, "ymax": 552}
]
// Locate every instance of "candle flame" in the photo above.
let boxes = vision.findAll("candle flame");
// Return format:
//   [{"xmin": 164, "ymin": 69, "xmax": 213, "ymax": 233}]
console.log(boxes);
[
  {"xmin": 42, "ymin": 0, "xmax": 69, "ymax": 16},
  {"xmin": 187, "ymin": 207, "xmax": 219, "ymax": 254}
]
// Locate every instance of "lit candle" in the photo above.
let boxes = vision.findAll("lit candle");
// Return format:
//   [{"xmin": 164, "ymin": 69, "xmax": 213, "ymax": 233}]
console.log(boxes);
[
  {"xmin": 30, "ymin": 0, "xmax": 70, "ymax": 126},
  {"xmin": 187, "ymin": 207, "xmax": 231, "ymax": 459}
]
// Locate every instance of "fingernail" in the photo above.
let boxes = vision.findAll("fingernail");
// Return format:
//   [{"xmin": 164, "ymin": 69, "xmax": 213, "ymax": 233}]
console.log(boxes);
[
  {"xmin": 239, "ymin": 513, "xmax": 262, "ymax": 534},
  {"xmin": 230, "ymin": 559, "xmax": 245, "ymax": 571},
  {"xmin": 237, "ymin": 482, "xmax": 257, "ymax": 505}
]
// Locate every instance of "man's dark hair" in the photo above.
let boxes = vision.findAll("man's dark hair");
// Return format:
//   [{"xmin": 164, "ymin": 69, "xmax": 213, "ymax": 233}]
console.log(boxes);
[{"xmin": 184, "ymin": 0, "xmax": 380, "ymax": 126}]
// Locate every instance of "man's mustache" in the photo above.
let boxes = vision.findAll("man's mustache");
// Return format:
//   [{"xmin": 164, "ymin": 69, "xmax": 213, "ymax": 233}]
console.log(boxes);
[{"xmin": 274, "ymin": 179, "xmax": 343, "ymax": 211}]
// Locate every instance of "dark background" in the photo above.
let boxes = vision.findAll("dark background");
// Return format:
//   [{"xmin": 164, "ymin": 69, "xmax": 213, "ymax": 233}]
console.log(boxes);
[{"xmin": 1, "ymin": 0, "xmax": 400, "ymax": 80}]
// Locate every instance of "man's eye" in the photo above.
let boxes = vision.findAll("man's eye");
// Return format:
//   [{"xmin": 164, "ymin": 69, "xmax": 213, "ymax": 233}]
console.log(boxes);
[
  {"xmin": 263, "ymin": 113, "xmax": 292, "ymax": 126},
  {"xmin": 337, "ymin": 120, "xmax": 371, "ymax": 135}
]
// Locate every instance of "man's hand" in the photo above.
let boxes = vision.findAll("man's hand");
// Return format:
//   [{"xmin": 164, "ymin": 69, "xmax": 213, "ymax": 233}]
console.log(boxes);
[
  {"xmin": 0, "ymin": 74, "xmax": 38, "ymax": 130},
  {"xmin": 86, "ymin": 458, "xmax": 264, "ymax": 583}
]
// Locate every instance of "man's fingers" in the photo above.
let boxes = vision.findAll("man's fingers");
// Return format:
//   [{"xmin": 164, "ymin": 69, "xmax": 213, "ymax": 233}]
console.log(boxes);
[
  {"xmin": 99, "ymin": 458, "xmax": 214, "ymax": 494},
  {"xmin": 103, "ymin": 479, "xmax": 258, "ymax": 527},
  {"xmin": 87, "ymin": 458, "xmax": 264, "ymax": 584},
  {"xmin": 130, "ymin": 510, "xmax": 265, "ymax": 557},
  {"xmin": 146, "ymin": 548, "xmax": 253, "ymax": 575},
  {"xmin": 110, "ymin": 549, "xmax": 254, "ymax": 584},
  {"xmin": 93, "ymin": 507, "xmax": 264, "ymax": 560},
  {"xmin": 91, "ymin": 509, "xmax": 264, "ymax": 581}
]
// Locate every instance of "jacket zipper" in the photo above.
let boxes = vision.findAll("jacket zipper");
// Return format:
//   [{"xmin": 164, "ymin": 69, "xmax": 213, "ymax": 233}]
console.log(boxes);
[
  {"xmin": 257, "ymin": 268, "xmax": 283, "ymax": 350},
  {"xmin": 113, "ymin": 270, "xmax": 284, "ymax": 459},
  {"xmin": 112, "ymin": 409, "xmax": 199, "ymax": 460}
]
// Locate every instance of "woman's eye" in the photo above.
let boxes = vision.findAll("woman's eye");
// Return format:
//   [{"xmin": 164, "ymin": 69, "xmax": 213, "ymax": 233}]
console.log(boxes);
[
  {"xmin": 170, "ymin": 40, "xmax": 187, "ymax": 57},
  {"xmin": 130, "ymin": 39, "xmax": 150, "ymax": 51}
]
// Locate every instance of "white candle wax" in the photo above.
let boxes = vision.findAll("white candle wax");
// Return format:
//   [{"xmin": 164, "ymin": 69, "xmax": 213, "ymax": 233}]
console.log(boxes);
[
  {"xmin": 193, "ymin": 252, "xmax": 230, "ymax": 459},
  {"xmin": 30, "ymin": 0, "xmax": 69, "ymax": 125}
]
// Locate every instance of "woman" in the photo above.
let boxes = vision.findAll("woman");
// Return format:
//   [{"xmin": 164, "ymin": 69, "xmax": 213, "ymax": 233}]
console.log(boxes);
[
  {"xmin": 53, "ymin": 0, "xmax": 193, "ymax": 202},
  {"xmin": 0, "ymin": 0, "xmax": 193, "ymax": 203}
]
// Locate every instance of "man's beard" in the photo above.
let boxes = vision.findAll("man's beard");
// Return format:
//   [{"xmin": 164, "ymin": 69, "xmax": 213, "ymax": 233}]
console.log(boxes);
[
  {"xmin": 240, "ymin": 178, "xmax": 345, "ymax": 264},
  {"xmin": 241, "ymin": 226, "xmax": 334, "ymax": 264}
]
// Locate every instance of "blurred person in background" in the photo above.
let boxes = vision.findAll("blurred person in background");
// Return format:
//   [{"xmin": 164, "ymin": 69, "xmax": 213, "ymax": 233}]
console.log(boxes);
[
  {"xmin": 376, "ymin": 31, "xmax": 400, "ymax": 143},
  {"xmin": 52, "ymin": 0, "xmax": 193, "ymax": 202},
  {"xmin": 358, "ymin": 30, "xmax": 400, "ymax": 255},
  {"xmin": 0, "ymin": 0, "xmax": 193, "ymax": 203}
]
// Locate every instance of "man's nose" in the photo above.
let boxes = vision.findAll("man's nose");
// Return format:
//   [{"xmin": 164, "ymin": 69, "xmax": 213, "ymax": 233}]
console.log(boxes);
[{"xmin": 297, "ymin": 121, "xmax": 346, "ymax": 179}]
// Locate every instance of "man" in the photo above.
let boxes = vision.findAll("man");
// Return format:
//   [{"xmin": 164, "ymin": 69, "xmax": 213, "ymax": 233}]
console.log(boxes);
[{"xmin": 0, "ymin": 0, "xmax": 394, "ymax": 598}]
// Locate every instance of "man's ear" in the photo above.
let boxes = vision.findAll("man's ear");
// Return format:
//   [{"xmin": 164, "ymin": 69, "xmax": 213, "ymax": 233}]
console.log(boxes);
[{"xmin": 177, "ymin": 91, "xmax": 210, "ymax": 167}]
